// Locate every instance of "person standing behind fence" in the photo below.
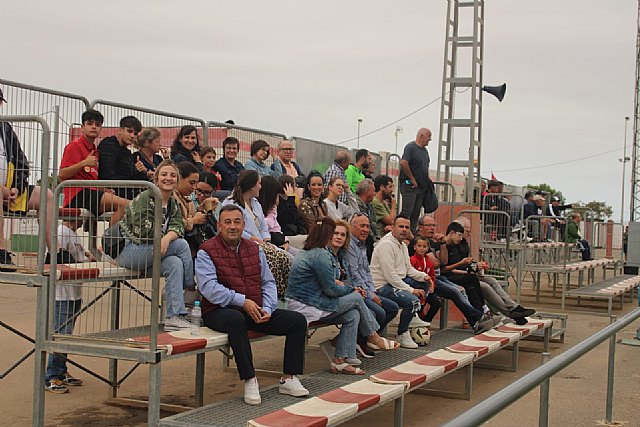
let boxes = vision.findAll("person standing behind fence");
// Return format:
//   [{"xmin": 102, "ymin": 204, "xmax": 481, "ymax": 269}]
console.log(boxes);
[
  {"xmin": 98, "ymin": 115, "xmax": 145, "ymax": 200},
  {"xmin": 213, "ymin": 137, "xmax": 244, "ymax": 192},
  {"xmin": 59, "ymin": 109, "xmax": 128, "ymax": 226},
  {"xmin": 44, "ymin": 219, "xmax": 96, "ymax": 394},
  {"xmin": 116, "ymin": 160, "xmax": 194, "ymax": 331},
  {"xmin": 399, "ymin": 128, "xmax": 432, "ymax": 233},
  {"xmin": 133, "ymin": 127, "xmax": 167, "ymax": 181},
  {"xmin": 245, "ymin": 140, "xmax": 278, "ymax": 178},
  {"xmin": 345, "ymin": 148, "xmax": 369, "ymax": 193},
  {"xmin": 171, "ymin": 125, "xmax": 203, "ymax": 172},
  {"xmin": 0, "ymin": 89, "xmax": 56, "ymax": 269}
]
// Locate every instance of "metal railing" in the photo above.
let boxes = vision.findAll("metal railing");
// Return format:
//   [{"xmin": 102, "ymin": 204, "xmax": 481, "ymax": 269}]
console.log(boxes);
[{"xmin": 443, "ymin": 307, "xmax": 640, "ymax": 426}]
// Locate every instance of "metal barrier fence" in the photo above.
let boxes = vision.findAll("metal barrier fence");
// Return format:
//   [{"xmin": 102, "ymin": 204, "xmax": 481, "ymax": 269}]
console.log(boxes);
[
  {"xmin": 443, "ymin": 308, "xmax": 640, "ymax": 427},
  {"xmin": 0, "ymin": 79, "xmax": 90, "ymax": 179}
]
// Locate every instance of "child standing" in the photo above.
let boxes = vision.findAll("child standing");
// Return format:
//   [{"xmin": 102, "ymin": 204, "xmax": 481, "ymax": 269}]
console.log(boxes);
[
  {"xmin": 409, "ymin": 236, "xmax": 441, "ymax": 323},
  {"xmin": 45, "ymin": 219, "xmax": 95, "ymax": 393}
]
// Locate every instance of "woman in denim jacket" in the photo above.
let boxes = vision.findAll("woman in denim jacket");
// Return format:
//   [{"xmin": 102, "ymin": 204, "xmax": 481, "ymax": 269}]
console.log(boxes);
[{"xmin": 286, "ymin": 218, "xmax": 398, "ymax": 375}]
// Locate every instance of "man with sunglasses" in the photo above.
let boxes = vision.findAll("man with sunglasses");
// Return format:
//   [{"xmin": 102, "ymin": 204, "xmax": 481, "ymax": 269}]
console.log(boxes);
[{"xmin": 271, "ymin": 140, "xmax": 303, "ymax": 179}]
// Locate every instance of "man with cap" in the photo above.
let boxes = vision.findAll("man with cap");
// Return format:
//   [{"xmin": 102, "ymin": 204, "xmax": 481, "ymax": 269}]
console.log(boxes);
[
  {"xmin": 245, "ymin": 140, "xmax": 278, "ymax": 178},
  {"xmin": 0, "ymin": 88, "xmax": 55, "ymax": 270},
  {"xmin": 546, "ymin": 196, "xmax": 570, "ymax": 240}
]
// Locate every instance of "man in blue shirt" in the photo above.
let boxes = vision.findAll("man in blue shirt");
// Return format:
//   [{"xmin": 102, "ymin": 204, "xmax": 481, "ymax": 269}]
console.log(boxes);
[
  {"xmin": 195, "ymin": 205, "xmax": 308, "ymax": 405},
  {"xmin": 346, "ymin": 212, "xmax": 399, "ymax": 357},
  {"xmin": 399, "ymin": 128, "xmax": 432, "ymax": 233}
]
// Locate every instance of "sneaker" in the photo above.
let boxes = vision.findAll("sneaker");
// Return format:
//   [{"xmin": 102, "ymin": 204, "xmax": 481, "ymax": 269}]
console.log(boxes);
[
  {"xmin": 356, "ymin": 342, "xmax": 375, "ymax": 359},
  {"xmin": 279, "ymin": 375, "xmax": 309, "ymax": 397},
  {"xmin": 514, "ymin": 317, "xmax": 529, "ymax": 326},
  {"xmin": 409, "ymin": 315, "xmax": 430, "ymax": 329},
  {"xmin": 0, "ymin": 249, "xmax": 16, "ymax": 272},
  {"xmin": 244, "ymin": 377, "xmax": 261, "ymax": 405},
  {"xmin": 345, "ymin": 357, "xmax": 362, "ymax": 366},
  {"xmin": 511, "ymin": 305, "xmax": 536, "ymax": 318},
  {"xmin": 164, "ymin": 316, "xmax": 192, "ymax": 331},
  {"xmin": 396, "ymin": 331, "xmax": 419, "ymax": 349},
  {"xmin": 45, "ymin": 379, "xmax": 69, "ymax": 394},
  {"xmin": 473, "ymin": 315, "xmax": 502, "ymax": 335},
  {"xmin": 60, "ymin": 373, "xmax": 83, "ymax": 386}
]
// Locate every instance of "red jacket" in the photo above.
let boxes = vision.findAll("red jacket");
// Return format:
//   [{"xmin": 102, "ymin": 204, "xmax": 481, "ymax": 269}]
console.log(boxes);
[{"xmin": 410, "ymin": 253, "xmax": 435, "ymax": 284}]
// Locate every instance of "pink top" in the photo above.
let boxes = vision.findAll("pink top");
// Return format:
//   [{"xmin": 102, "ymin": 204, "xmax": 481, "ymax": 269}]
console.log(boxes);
[{"xmin": 265, "ymin": 207, "xmax": 281, "ymax": 233}]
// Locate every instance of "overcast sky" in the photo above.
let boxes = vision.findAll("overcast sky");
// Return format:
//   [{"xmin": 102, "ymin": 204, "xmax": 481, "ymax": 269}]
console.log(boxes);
[{"xmin": 2, "ymin": 1, "xmax": 637, "ymax": 220}]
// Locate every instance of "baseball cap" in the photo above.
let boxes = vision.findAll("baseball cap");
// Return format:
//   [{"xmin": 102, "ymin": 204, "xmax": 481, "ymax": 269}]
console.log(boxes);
[
  {"xmin": 533, "ymin": 195, "xmax": 545, "ymax": 201},
  {"xmin": 0, "ymin": 88, "xmax": 6, "ymax": 103},
  {"xmin": 551, "ymin": 196, "xmax": 560, "ymax": 202}
]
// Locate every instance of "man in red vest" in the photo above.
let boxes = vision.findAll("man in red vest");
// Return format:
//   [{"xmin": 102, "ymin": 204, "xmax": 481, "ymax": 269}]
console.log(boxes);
[{"xmin": 195, "ymin": 204, "xmax": 309, "ymax": 405}]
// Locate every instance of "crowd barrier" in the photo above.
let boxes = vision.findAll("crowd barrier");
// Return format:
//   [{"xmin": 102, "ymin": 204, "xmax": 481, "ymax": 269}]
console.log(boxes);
[{"xmin": 208, "ymin": 121, "xmax": 287, "ymax": 166}]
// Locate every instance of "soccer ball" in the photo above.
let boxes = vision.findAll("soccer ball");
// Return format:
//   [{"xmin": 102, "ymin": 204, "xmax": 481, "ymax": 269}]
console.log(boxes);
[{"xmin": 410, "ymin": 326, "xmax": 431, "ymax": 346}]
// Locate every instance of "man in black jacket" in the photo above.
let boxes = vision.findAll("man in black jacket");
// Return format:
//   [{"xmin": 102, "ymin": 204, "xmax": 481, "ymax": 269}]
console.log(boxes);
[{"xmin": 97, "ymin": 115, "xmax": 145, "ymax": 199}]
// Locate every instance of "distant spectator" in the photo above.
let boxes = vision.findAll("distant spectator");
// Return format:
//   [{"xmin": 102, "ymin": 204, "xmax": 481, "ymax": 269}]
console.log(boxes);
[
  {"xmin": 258, "ymin": 176, "xmax": 285, "ymax": 237},
  {"xmin": 174, "ymin": 162, "xmax": 210, "ymax": 257},
  {"xmin": 354, "ymin": 178, "xmax": 377, "ymax": 260},
  {"xmin": 565, "ymin": 212, "xmax": 592, "ymax": 261},
  {"xmin": 299, "ymin": 171, "xmax": 328, "ymax": 233},
  {"xmin": 481, "ymin": 180, "xmax": 510, "ymax": 240},
  {"xmin": 193, "ymin": 172, "xmax": 219, "ymax": 239},
  {"xmin": 200, "ymin": 146, "xmax": 222, "ymax": 189},
  {"xmin": 399, "ymin": 127, "xmax": 433, "ymax": 232},
  {"xmin": 324, "ymin": 150, "xmax": 351, "ymax": 204},
  {"xmin": 221, "ymin": 170, "xmax": 270, "ymax": 243},
  {"xmin": 546, "ymin": 196, "xmax": 569, "ymax": 240},
  {"xmin": 324, "ymin": 176, "xmax": 354, "ymax": 221},
  {"xmin": 271, "ymin": 140, "xmax": 304, "ymax": 184},
  {"xmin": 213, "ymin": 137, "xmax": 244, "ymax": 191},
  {"xmin": 170, "ymin": 125, "xmax": 203, "ymax": 171},
  {"xmin": 59, "ymin": 109, "xmax": 128, "ymax": 225},
  {"xmin": 97, "ymin": 115, "xmax": 145, "ymax": 199},
  {"xmin": 133, "ymin": 127, "xmax": 166, "ymax": 181},
  {"xmin": 363, "ymin": 155, "xmax": 376, "ymax": 180},
  {"xmin": 245, "ymin": 140, "xmax": 278, "ymax": 178},
  {"xmin": 345, "ymin": 148, "xmax": 369, "ymax": 193},
  {"xmin": 277, "ymin": 175, "xmax": 307, "ymax": 236},
  {"xmin": 372, "ymin": 174, "xmax": 397, "ymax": 237}
]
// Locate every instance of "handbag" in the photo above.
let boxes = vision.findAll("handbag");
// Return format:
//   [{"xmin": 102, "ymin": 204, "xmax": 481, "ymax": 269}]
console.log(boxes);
[
  {"xmin": 422, "ymin": 179, "xmax": 438, "ymax": 214},
  {"xmin": 102, "ymin": 222, "xmax": 125, "ymax": 259}
]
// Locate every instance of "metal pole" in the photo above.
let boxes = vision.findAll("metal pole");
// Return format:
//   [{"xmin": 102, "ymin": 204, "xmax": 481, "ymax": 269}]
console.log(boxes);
[
  {"xmin": 605, "ymin": 315, "xmax": 617, "ymax": 423},
  {"xmin": 357, "ymin": 118, "xmax": 362, "ymax": 149},
  {"xmin": 621, "ymin": 117, "xmax": 630, "ymax": 224},
  {"xmin": 539, "ymin": 352, "xmax": 551, "ymax": 427}
]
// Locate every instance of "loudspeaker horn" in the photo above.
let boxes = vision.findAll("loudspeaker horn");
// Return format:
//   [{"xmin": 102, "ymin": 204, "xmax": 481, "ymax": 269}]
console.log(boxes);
[{"xmin": 482, "ymin": 83, "xmax": 507, "ymax": 102}]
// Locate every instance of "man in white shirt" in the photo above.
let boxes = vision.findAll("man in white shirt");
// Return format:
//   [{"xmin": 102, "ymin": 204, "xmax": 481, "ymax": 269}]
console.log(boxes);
[{"xmin": 370, "ymin": 215, "xmax": 428, "ymax": 348}]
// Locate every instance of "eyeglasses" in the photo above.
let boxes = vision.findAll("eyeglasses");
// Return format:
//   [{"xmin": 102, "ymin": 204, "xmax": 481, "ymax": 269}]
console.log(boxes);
[
  {"xmin": 195, "ymin": 188, "xmax": 212, "ymax": 197},
  {"xmin": 280, "ymin": 148, "xmax": 295, "ymax": 152},
  {"xmin": 419, "ymin": 223, "xmax": 437, "ymax": 227}
]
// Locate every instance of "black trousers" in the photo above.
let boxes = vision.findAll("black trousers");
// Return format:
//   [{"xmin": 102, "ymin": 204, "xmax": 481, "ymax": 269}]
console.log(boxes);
[
  {"xmin": 445, "ymin": 273, "xmax": 486, "ymax": 311},
  {"xmin": 203, "ymin": 307, "xmax": 307, "ymax": 380}
]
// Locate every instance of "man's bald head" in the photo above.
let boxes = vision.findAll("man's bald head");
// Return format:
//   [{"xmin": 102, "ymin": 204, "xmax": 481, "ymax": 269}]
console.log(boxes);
[
  {"xmin": 335, "ymin": 150, "xmax": 351, "ymax": 168},
  {"xmin": 416, "ymin": 128, "xmax": 432, "ymax": 147}
]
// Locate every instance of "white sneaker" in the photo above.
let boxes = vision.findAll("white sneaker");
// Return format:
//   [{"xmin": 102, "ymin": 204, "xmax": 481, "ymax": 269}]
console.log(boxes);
[
  {"xmin": 345, "ymin": 357, "xmax": 362, "ymax": 366},
  {"xmin": 164, "ymin": 316, "xmax": 192, "ymax": 331},
  {"xmin": 396, "ymin": 331, "xmax": 419, "ymax": 349},
  {"xmin": 409, "ymin": 315, "xmax": 430, "ymax": 329},
  {"xmin": 244, "ymin": 377, "xmax": 262, "ymax": 405},
  {"xmin": 279, "ymin": 375, "xmax": 309, "ymax": 397}
]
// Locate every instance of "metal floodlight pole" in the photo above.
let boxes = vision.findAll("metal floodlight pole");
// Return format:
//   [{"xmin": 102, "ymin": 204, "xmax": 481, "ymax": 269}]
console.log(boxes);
[
  {"xmin": 621, "ymin": 116, "xmax": 631, "ymax": 224},
  {"xmin": 357, "ymin": 118, "xmax": 363, "ymax": 149},
  {"xmin": 394, "ymin": 125, "xmax": 403, "ymax": 155}
]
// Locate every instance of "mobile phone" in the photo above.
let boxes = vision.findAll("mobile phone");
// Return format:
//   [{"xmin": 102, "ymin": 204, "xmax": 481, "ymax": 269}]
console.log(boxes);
[{"xmin": 405, "ymin": 179, "xmax": 412, "ymax": 185}]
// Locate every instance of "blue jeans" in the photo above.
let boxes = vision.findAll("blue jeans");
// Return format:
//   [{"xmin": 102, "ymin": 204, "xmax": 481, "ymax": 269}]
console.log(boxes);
[
  {"xmin": 320, "ymin": 292, "xmax": 380, "ymax": 359},
  {"xmin": 434, "ymin": 275, "xmax": 483, "ymax": 325},
  {"xmin": 364, "ymin": 296, "xmax": 399, "ymax": 332},
  {"xmin": 117, "ymin": 238, "xmax": 193, "ymax": 318},
  {"xmin": 46, "ymin": 299, "xmax": 81, "ymax": 381},
  {"xmin": 376, "ymin": 281, "xmax": 421, "ymax": 335}
]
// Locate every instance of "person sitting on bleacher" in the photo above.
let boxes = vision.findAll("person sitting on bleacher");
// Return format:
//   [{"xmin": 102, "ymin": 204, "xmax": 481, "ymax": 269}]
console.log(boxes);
[
  {"xmin": 196, "ymin": 204, "xmax": 309, "ymax": 405},
  {"xmin": 276, "ymin": 175, "xmax": 307, "ymax": 236},
  {"xmin": 245, "ymin": 140, "xmax": 278, "ymax": 178},
  {"xmin": 409, "ymin": 215, "xmax": 496, "ymax": 334},
  {"xmin": 170, "ymin": 125, "xmax": 203, "ymax": 172},
  {"xmin": 323, "ymin": 150, "xmax": 351, "ymax": 204},
  {"xmin": 298, "ymin": 171, "xmax": 328, "ymax": 233},
  {"xmin": 565, "ymin": 212, "xmax": 592, "ymax": 261},
  {"xmin": 220, "ymin": 170, "xmax": 271, "ymax": 244},
  {"xmin": 271, "ymin": 139, "xmax": 304, "ymax": 184},
  {"xmin": 324, "ymin": 176, "xmax": 354, "ymax": 221},
  {"xmin": 344, "ymin": 148, "xmax": 369, "ymax": 193},
  {"xmin": 213, "ymin": 136, "xmax": 244, "ymax": 192},
  {"xmin": 371, "ymin": 174, "xmax": 396, "ymax": 238},
  {"xmin": 97, "ymin": 115, "xmax": 146, "ymax": 200},
  {"xmin": 286, "ymin": 217, "xmax": 398, "ymax": 375},
  {"xmin": 354, "ymin": 179, "xmax": 377, "ymax": 261},
  {"xmin": 132, "ymin": 127, "xmax": 168, "ymax": 181},
  {"xmin": 59, "ymin": 109, "xmax": 128, "ymax": 226},
  {"xmin": 174, "ymin": 162, "xmax": 213, "ymax": 257},
  {"xmin": 449, "ymin": 217, "xmax": 535, "ymax": 325},
  {"xmin": 116, "ymin": 160, "xmax": 194, "ymax": 331},
  {"xmin": 0, "ymin": 89, "xmax": 55, "ymax": 269}
]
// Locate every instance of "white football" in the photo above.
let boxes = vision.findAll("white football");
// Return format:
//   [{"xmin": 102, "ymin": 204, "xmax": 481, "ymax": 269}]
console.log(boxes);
[{"xmin": 410, "ymin": 326, "xmax": 431, "ymax": 346}]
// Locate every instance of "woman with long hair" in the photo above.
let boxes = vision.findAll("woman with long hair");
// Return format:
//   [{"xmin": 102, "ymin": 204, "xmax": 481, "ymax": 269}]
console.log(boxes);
[
  {"xmin": 116, "ymin": 160, "xmax": 194, "ymax": 331},
  {"xmin": 170, "ymin": 125, "xmax": 203, "ymax": 171},
  {"xmin": 324, "ymin": 176, "xmax": 354, "ymax": 221},
  {"xmin": 277, "ymin": 175, "xmax": 307, "ymax": 236},
  {"xmin": 298, "ymin": 171, "xmax": 328, "ymax": 233},
  {"xmin": 220, "ymin": 170, "xmax": 270, "ymax": 244},
  {"xmin": 133, "ymin": 127, "xmax": 167, "ymax": 181},
  {"xmin": 286, "ymin": 217, "xmax": 398, "ymax": 375}
]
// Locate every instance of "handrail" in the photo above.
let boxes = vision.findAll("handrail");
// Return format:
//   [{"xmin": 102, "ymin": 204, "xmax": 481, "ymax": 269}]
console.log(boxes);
[{"xmin": 443, "ymin": 307, "xmax": 640, "ymax": 426}]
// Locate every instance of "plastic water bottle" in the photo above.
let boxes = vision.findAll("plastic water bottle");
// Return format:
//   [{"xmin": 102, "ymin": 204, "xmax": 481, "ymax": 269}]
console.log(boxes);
[{"xmin": 190, "ymin": 301, "xmax": 201, "ymax": 336}]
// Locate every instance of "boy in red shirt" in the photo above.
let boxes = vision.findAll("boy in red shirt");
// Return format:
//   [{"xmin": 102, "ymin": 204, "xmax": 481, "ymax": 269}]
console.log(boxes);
[
  {"xmin": 58, "ymin": 110, "xmax": 128, "ymax": 225},
  {"xmin": 410, "ymin": 235, "xmax": 441, "ymax": 322}
]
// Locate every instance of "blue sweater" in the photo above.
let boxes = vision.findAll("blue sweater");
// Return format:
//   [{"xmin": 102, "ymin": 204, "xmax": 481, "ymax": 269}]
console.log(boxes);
[{"xmin": 286, "ymin": 248, "xmax": 353, "ymax": 312}]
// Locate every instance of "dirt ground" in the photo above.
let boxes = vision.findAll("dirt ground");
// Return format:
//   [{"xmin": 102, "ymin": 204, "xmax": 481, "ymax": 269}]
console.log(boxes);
[{"xmin": 1, "ymin": 269, "xmax": 640, "ymax": 426}]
